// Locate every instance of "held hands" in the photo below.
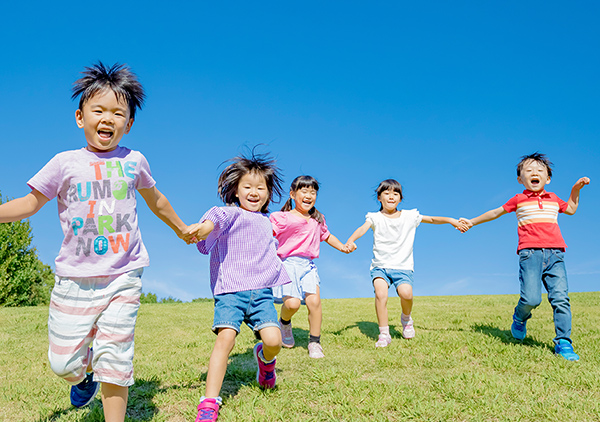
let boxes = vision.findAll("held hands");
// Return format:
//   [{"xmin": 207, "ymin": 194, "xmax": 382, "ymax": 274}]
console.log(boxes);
[
  {"xmin": 343, "ymin": 241, "xmax": 357, "ymax": 253},
  {"xmin": 456, "ymin": 218, "xmax": 473, "ymax": 233}
]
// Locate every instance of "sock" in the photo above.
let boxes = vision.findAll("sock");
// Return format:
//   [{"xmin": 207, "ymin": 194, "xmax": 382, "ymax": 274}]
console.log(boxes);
[
  {"xmin": 200, "ymin": 396, "xmax": 223, "ymax": 405},
  {"xmin": 259, "ymin": 348, "xmax": 275, "ymax": 364},
  {"xmin": 401, "ymin": 313, "xmax": 411, "ymax": 322},
  {"xmin": 280, "ymin": 318, "xmax": 291, "ymax": 325},
  {"xmin": 379, "ymin": 326, "xmax": 390, "ymax": 336},
  {"xmin": 309, "ymin": 334, "xmax": 321, "ymax": 344}
]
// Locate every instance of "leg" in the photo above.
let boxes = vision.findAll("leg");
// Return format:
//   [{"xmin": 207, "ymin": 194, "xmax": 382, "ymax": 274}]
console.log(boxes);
[
  {"xmin": 205, "ymin": 328, "xmax": 237, "ymax": 398},
  {"xmin": 373, "ymin": 278, "xmax": 390, "ymax": 327},
  {"xmin": 514, "ymin": 249, "xmax": 543, "ymax": 323},
  {"xmin": 543, "ymin": 250, "xmax": 572, "ymax": 345},
  {"xmin": 305, "ymin": 289, "xmax": 322, "ymax": 337},
  {"xmin": 397, "ymin": 283, "xmax": 413, "ymax": 316},
  {"xmin": 280, "ymin": 296, "xmax": 301, "ymax": 321},
  {"xmin": 257, "ymin": 326, "xmax": 282, "ymax": 361},
  {"xmin": 254, "ymin": 326, "xmax": 280, "ymax": 389},
  {"xmin": 101, "ymin": 383, "xmax": 128, "ymax": 422}
]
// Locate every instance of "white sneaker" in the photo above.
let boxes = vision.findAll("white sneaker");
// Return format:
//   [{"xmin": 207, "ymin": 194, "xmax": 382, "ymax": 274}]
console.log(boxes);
[
  {"xmin": 375, "ymin": 334, "xmax": 392, "ymax": 348},
  {"xmin": 308, "ymin": 342, "xmax": 325, "ymax": 358},
  {"xmin": 280, "ymin": 321, "xmax": 295, "ymax": 348},
  {"xmin": 402, "ymin": 317, "xmax": 415, "ymax": 339}
]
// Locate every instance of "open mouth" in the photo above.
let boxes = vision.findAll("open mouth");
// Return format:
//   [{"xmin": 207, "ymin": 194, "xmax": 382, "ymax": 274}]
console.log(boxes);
[
  {"xmin": 97, "ymin": 130, "xmax": 114, "ymax": 141},
  {"xmin": 531, "ymin": 178, "xmax": 540, "ymax": 186}
]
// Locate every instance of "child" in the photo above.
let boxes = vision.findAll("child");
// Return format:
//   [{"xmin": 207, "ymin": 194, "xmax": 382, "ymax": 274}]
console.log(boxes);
[
  {"xmin": 345, "ymin": 179, "xmax": 465, "ymax": 347},
  {"xmin": 270, "ymin": 175, "xmax": 349, "ymax": 359},
  {"xmin": 460, "ymin": 152, "xmax": 590, "ymax": 361},
  {"xmin": 185, "ymin": 153, "xmax": 291, "ymax": 422},
  {"xmin": 0, "ymin": 62, "xmax": 191, "ymax": 421}
]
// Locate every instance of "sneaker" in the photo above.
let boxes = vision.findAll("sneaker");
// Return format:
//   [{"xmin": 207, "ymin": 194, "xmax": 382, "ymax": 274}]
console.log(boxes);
[
  {"xmin": 280, "ymin": 320, "xmax": 295, "ymax": 348},
  {"xmin": 308, "ymin": 342, "xmax": 325, "ymax": 358},
  {"xmin": 253, "ymin": 343, "xmax": 276, "ymax": 389},
  {"xmin": 511, "ymin": 315, "xmax": 527, "ymax": 340},
  {"xmin": 70, "ymin": 372, "xmax": 100, "ymax": 408},
  {"xmin": 401, "ymin": 317, "xmax": 415, "ymax": 339},
  {"xmin": 375, "ymin": 334, "xmax": 392, "ymax": 348},
  {"xmin": 196, "ymin": 398, "xmax": 220, "ymax": 422},
  {"xmin": 555, "ymin": 339, "xmax": 580, "ymax": 361}
]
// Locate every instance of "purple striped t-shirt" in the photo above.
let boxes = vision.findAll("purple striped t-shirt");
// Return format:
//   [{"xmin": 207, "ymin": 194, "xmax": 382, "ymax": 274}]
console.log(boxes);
[{"xmin": 197, "ymin": 206, "xmax": 291, "ymax": 295}]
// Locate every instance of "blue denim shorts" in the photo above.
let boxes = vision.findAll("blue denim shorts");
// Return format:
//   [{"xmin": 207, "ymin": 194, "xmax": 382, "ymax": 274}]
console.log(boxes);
[
  {"xmin": 212, "ymin": 288, "xmax": 279, "ymax": 337},
  {"xmin": 370, "ymin": 267, "xmax": 414, "ymax": 289}
]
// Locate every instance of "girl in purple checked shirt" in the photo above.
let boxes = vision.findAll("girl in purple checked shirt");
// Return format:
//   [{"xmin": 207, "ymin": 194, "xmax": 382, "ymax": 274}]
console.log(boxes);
[{"xmin": 185, "ymin": 152, "xmax": 291, "ymax": 422}]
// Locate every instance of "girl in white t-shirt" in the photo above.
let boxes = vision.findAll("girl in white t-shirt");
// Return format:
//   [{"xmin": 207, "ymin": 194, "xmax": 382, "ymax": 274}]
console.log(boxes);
[
  {"xmin": 270, "ymin": 175, "xmax": 349, "ymax": 358},
  {"xmin": 345, "ymin": 179, "xmax": 466, "ymax": 347}
]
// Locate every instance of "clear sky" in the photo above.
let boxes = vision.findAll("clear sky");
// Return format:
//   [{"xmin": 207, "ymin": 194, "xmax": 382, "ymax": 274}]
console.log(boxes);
[{"xmin": 1, "ymin": 2, "xmax": 598, "ymax": 301}]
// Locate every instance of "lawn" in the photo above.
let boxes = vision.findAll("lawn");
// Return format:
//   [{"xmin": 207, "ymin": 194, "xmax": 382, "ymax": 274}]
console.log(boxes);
[{"xmin": 1, "ymin": 293, "xmax": 599, "ymax": 421}]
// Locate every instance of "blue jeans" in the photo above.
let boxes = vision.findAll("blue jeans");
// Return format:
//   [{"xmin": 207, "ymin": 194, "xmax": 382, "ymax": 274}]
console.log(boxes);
[{"xmin": 514, "ymin": 248, "xmax": 571, "ymax": 345}]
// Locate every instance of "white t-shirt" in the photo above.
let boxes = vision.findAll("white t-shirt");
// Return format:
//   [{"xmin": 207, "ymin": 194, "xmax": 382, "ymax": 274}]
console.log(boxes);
[{"xmin": 366, "ymin": 209, "xmax": 422, "ymax": 271}]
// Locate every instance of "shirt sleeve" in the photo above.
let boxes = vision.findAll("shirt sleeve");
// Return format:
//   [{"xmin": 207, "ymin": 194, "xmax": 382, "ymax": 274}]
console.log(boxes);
[
  {"xmin": 134, "ymin": 153, "xmax": 156, "ymax": 190},
  {"xmin": 502, "ymin": 195, "xmax": 518, "ymax": 213},
  {"xmin": 365, "ymin": 212, "xmax": 376, "ymax": 229},
  {"xmin": 413, "ymin": 209, "xmax": 423, "ymax": 227},
  {"xmin": 27, "ymin": 154, "xmax": 62, "ymax": 200},
  {"xmin": 196, "ymin": 206, "xmax": 231, "ymax": 255},
  {"xmin": 555, "ymin": 194, "xmax": 568, "ymax": 213},
  {"xmin": 319, "ymin": 216, "xmax": 331, "ymax": 242},
  {"xmin": 269, "ymin": 212, "xmax": 287, "ymax": 237}
]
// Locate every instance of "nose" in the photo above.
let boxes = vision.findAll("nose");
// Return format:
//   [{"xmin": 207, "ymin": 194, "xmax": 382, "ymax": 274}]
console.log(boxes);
[{"xmin": 100, "ymin": 112, "xmax": 114, "ymax": 124}]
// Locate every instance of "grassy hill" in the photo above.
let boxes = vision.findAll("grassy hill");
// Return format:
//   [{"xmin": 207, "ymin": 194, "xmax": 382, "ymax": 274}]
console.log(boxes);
[{"xmin": 1, "ymin": 292, "xmax": 600, "ymax": 421}]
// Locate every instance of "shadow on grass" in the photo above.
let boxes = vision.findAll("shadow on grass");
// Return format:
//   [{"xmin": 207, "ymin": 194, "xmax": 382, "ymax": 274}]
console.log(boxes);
[
  {"xmin": 36, "ymin": 377, "xmax": 160, "ymax": 422},
  {"xmin": 332, "ymin": 321, "xmax": 401, "ymax": 341},
  {"xmin": 472, "ymin": 322, "xmax": 554, "ymax": 351}
]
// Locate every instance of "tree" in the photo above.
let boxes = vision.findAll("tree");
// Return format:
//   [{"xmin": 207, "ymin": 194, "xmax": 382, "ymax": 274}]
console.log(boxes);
[{"xmin": 0, "ymin": 191, "xmax": 55, "ymax": 306}]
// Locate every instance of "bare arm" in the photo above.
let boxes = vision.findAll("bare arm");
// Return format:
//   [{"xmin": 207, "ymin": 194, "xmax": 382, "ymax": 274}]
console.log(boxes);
[
  {"xmin": 344, "ymin": 221, "xmax": 371, "ymax": 252},
  {"xmin": 325, "ymin": 233, "xmax": 350, "ymax": 254},
  {"xmin": 0, "ymin": 190, "xmax": 49, "ymax": 223},
  {"xmin": 461, "ymin": 206, "xmax": 507, "ymax": 229},
  {"xmin": 184, "ymin": 220, "xmax": 215, "ymax": 242},
  {"xmin": 564, "ymin": 177, "xmax": 590, "ymax": 215},
  {"xmin": 138, "ymin": 186, "xmax": 188, "ymax": 240},
  {"xmin": 420, "ymin": 215, "xmax": 471, "ymax": 232}
]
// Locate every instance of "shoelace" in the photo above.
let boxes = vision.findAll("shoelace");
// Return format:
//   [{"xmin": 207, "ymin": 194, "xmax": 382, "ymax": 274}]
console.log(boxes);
[
  {"xmin": 264, "ymin": 371, "xmax": 275, "ymax": 381},
  {"xmin": 197, "ymin": 408, "xmax": 216, "ymax": 421}
]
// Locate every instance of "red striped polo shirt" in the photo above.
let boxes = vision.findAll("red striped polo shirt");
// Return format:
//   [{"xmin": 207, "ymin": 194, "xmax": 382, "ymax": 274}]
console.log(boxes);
[{"xmin": 503, "ymin": 190, "xmax": 568, "ymax": 252}]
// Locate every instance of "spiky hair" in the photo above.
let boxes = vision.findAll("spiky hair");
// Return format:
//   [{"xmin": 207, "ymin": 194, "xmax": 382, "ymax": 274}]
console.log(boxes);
[
  {"xmin": 218, "ymin": 150, "xmax": 284, "ymax": 214},
  {"xmin": 517, "ymin": 152, "xmax": 553, "ymax": 178},
  {"xmin": 71, "ymin": 62, "xmax": 145, "ymax": 119}
]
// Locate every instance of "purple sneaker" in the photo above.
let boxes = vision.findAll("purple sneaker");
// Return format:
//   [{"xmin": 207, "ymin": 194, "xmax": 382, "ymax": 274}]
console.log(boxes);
[
  {"xmin": 195, "ymin": 398, "xmax": 220, "ymax": 422},
  {"xmin": 253, "ymin": 343, "xmax": 276, "ymax": 389},
  {"xmin": 280, "ymin": 320, "xmax": 295, "ymax": 348}
]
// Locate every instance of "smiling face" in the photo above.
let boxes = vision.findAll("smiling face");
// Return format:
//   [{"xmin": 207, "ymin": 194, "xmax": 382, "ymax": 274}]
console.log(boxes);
[
  {"xmin": 517, "ymin": 159, "xmax": 551, "ymax": 192},
  {"xmin": 236, "ymin": 171, "xmax": 269, "ymax": 212},
  {"xmin": 378, "ymin": 189, "xmax": 402, "ymax": 213},
  {"xmin": 291, "ymin": 186, "xmax": 317, "ymax": 216},
  {"xmin": 76, "ymin": 89, "xmax": 134, "ymax": 153}
]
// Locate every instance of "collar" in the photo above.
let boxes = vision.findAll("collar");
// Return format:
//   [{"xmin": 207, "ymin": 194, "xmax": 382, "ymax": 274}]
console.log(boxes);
[{"xmin": 522, "ymin": 189, "xmax": 549, "ymax": 197}]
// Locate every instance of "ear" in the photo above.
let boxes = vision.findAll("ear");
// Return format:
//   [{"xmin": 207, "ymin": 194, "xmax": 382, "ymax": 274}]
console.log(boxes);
[
  {"xmin": 124, "ymin": 118, "xmax": 134, "ymax": 134},
  {"xmin": 75, "ymin": 109, "xmax": 84, "ymax": 128},
  {"xmin": 546, "ymin": 177, "xmax": 551, "ymax": 185},
  {"xmin": 517, "ymin": 176, "xmax": 524, "ymax": 185}
]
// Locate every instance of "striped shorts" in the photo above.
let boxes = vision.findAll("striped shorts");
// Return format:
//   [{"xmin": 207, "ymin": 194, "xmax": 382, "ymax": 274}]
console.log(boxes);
[{"xmin": 48, "ymin": 268, "xmax": 143, "ymax": 387}]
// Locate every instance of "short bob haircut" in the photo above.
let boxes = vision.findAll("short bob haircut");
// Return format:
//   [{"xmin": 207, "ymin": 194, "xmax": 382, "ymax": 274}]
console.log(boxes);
[
  {"xmin": 516, "ymin": 152, "xmax": 553, "ymax": 178},
  {"xmin": 72, "ymin": 62, "xmax": 146, "ymax": 119},
  {"xmin": 218, "ymin": 151, "xmax": 284, "ymax": 214},
  {"xmin": 375, "ymin": 179, "xmax": 403, "ymax": 211},
  {"xmin": 281, "ymin": 175, "xmax": 324, "ymax": 224}
]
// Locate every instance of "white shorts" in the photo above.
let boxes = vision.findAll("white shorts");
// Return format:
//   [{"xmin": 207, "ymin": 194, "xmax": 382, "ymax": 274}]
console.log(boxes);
[
  {"xmin": 47, "ymin": 268, "xmax": 143, "ymax": 387},
  {"xmin": 273, "ymin": 256, "xmax": 320, "ymax": 301}
]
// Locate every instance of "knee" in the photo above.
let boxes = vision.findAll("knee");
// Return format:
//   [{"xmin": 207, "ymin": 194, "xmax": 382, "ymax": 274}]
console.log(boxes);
[
  {"xmin": 49, "ymin": 354, "xmax": 86, "ymax": 384},
  {"xmin": 284, "ymin": 298, "xmax": 301, "ymax": 312},
  {"xmin": 520, "ymin": 295, "xmax": 542, "ymax": 309},
  {"xmin": 305, "ymin": 294, "xmax": 321, "ymax": 309}
]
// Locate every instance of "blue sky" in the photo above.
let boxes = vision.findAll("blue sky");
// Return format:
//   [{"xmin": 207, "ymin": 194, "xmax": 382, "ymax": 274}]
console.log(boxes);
[{"xmin": 1, "ymin": 2, "xmax": 598, "ymax": 301}]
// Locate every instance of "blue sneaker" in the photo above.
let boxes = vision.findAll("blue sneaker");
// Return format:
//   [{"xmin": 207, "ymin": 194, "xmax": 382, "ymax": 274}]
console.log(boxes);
[
  {"xmin": 555, "ymin": 340, "xmax": 580, "ymax": 361},
  {"xmin": 70, "ymin": 372, "xmax": 100, "ymax": 408},
  {"xmin": 511, "ymin": 315, "xmax": 526, "ymax": 340}
]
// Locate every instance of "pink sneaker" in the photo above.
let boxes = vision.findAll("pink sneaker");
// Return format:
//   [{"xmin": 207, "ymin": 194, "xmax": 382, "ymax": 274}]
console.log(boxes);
[
  {"xmin": 375, "ymin": 334, "xmax": 392, "ymax": 348},
  {"xmin": 280, "ymin": 321, "xmax": 295, "ymax": 348},
  {"xmin": 253, "ymin": 343, "xmax": 276, "ymax": 389},
  {"xmin": 196, "ymin": 398, "xmax": 220, "ymax": 422},
  {"xmin": 402, "ymin": 317, "xmax": 415, "ymax": 339},
  {"xmin": 308, "ymin": 342, "xmax": 325, "ymax": 358}
]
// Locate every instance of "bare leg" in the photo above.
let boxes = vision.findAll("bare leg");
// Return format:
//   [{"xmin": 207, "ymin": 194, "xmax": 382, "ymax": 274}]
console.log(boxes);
[
  {"xmin": 304, "ymin": 288, "xmax": 322, "ymax": 337},
  {"xmin": 258, "ymin": 326, "xmax": 282, "ymax": 361},
  {"xmin": 101, "ymin": 383, "xmax": 128, "ymax": 422},
  {"xmin": 280, "ymin": 296, "xmax": 301, "ymax": 321},
  {"xmin": 373, "ymin": 278, "xmax": 390, "ymax": 327},
  {"xmin": 397, "ymin": 284, "xmax": 413, "ymax": 316},
  {"xmin": 205, "ymin": 328, "xmax": 237, "ymax": 398}
]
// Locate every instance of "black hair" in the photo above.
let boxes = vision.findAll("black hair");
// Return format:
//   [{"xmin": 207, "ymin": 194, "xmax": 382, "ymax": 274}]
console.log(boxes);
[
  {"xmin": 517, "ymin": 152, "xmax": 553, "ymax": 178},
  {"xmin": 281, "ymin": 175, "xmax": 324, "ymax": 224},
  {"xmin": 217, "ymin": 151, "xmax": 284, "ymax": 214},
  {"xmin": 71, "ymin": 62, "xmax": 146, "ymax": 119},
  {"xmin": 375, "ymin": 179, "xmax": 403, "ymax": 211}
]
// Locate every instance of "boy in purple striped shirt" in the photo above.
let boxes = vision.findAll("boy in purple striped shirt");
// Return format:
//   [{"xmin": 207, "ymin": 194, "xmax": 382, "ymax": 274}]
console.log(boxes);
[{"xmin": 186, "ymin": 152, "xmax": 291, "ymax": 422}]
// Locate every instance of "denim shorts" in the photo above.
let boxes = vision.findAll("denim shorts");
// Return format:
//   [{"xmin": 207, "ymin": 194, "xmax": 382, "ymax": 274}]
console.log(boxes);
[
  {"xmin": 212, "ymin": 288, "xmax": 279, "ymax": 337},
  {"xmin": 370, "ymin": 267, "xmax": 414, "ymax": 289}
]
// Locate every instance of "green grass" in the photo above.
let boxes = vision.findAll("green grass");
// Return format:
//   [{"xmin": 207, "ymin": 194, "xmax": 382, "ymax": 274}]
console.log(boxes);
[{"xmin": 2, "ymin": 293, "xmax": 600, "ymax": 421}]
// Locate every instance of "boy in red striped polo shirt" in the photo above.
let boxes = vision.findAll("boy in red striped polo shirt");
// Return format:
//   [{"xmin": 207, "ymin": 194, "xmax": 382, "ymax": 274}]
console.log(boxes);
[{"xmin": 461, "ymin": 153, "xmax": 589, "ymax": 361}]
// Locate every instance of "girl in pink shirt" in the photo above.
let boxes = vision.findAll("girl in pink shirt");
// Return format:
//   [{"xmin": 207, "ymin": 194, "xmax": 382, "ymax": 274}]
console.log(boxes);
[{"xmin": 270, "ymin": 175, "xmax": 349, "ymax": 358}]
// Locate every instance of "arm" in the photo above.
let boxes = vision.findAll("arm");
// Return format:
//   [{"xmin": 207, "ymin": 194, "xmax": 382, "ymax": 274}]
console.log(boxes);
[
  {"xmin": 564, "ymin": 177, "xmax": 590, "ymax": 215},
  {"xmin": 345, "ymin": 221, "xmax": 371, "ymax": 252},
  {"xmin": 138, "ymin": 186, "xmax": 189, "ymax": 240},
  {"xmin": 460, "ymin": 206, "xmax": 507, "ymax": 229},
  {"xmin": 0, "ymin": 190, "xmax": 49, "ymax": 223},
  {"xmin": 184, "ymin": 220, "xmax": 215, "ymax": 242},
  {"xmin": 420, "ymin": 215, "xmax": 469, "ymax": 232},
  {"xmin": 325, "ymin": 233, "xmax": 350, "ymax": 254}
]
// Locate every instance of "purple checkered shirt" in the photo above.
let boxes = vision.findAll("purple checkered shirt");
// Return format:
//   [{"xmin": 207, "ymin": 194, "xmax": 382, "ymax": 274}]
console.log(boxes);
[{"xmin": 197, "ymin": 206, "xmax": 291, "ymax": 295}]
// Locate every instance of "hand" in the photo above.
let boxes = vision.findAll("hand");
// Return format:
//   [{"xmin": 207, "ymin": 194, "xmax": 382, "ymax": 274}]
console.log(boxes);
[
  {"xmin": 344, "ymin": 242, "xmax": 357, "ymax": 253},
  {"xmin": 573, "ymin": 177, "xmax": 590, "ymax": 190},
  {"xmin": 457, "ymin": 218, "xmax": 473, "ymax": 233},
  {"xmin": 182, "ymin": 223, "xmax": 204, "ymax": 244}
]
